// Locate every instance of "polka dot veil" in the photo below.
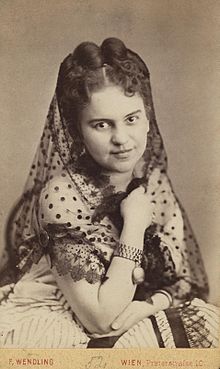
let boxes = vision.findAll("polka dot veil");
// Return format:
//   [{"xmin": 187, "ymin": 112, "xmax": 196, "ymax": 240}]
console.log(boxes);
[{"xmin": 7, "ymin": 75, "xmax": 209, "ymax": 305}]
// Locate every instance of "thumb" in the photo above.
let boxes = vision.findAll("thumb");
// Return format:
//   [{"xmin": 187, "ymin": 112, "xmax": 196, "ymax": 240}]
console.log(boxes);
[
  {"xmin": 111, "ymin": 322, "xmax": 120, "ymax": 330},
  {"xmin": 111, "ymin": 311, "xmax": 131, "ymax": 330}
]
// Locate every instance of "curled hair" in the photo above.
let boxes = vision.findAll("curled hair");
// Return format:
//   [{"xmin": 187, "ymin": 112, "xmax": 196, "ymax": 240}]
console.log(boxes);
[{"xmin": 56, "ymin": 37, "xmax": 155, "ymax": 138}]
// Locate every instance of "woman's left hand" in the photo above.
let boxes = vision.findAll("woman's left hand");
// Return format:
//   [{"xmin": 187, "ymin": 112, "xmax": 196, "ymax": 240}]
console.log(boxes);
[{"xmin": 90, "ymin": 300, "xmax": 155, "ymax": 338}]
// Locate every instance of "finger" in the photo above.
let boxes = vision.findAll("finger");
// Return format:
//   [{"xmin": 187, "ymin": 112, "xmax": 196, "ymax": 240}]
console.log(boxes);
[
  {"xmin": 111, "ymin": 311, "xmax": 133, "ymax": 330},
  {"xmin": 112, "ymin": 315, "xmax": 138, "ymax": 335}
]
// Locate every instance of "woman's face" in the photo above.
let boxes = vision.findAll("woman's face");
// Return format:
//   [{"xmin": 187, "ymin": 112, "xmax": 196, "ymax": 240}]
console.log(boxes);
[{"xmin": 80, "ymin": 85, "xmax": 149, "ymax": 175}]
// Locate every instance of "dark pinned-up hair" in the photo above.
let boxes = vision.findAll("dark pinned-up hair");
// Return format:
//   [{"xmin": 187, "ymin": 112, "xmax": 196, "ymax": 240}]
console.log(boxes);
[{"xmin": 56, "ymin": 37, "xmax": 155, "ymax": 138}]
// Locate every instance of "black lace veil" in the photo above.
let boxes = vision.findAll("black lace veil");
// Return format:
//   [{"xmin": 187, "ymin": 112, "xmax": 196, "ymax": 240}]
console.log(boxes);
[{"xmin": 5, "ymin": 38, "xmax": 208, "ymax": 301}]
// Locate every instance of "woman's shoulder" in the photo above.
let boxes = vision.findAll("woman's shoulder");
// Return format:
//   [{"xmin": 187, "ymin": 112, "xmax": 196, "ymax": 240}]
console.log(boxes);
[
  {"xmin": 41, "ymin": 174, "xmax": 76, "ymax": 193},
  {"xmin": 39, "ymin": 174, "xmax": 84, "ymax": 226},
  {"xmin": 147, "ymin": 168, "xmax": 171, "ymax": 194},
  {"xmin": 40, "ymin": 174, "xmax": 82, "ymax": 203}
]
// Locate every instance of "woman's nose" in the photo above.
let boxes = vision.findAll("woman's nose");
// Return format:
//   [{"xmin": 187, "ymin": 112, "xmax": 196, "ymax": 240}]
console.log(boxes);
[{"xmin": 111, "ymin": 126, "xmax": 129, "ymax": 146}]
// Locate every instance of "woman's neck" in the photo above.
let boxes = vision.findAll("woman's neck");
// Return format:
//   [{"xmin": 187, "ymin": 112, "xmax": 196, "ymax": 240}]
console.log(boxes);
[{"xmin": 107, "ymin": 171, "xmax": 133, "ymax": 192}]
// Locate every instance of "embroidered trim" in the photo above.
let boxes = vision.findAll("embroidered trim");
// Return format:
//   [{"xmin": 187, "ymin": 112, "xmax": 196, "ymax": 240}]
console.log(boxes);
[{"xmin": 154, "ymin": 310, "xmax": 175, "ymax": 348}]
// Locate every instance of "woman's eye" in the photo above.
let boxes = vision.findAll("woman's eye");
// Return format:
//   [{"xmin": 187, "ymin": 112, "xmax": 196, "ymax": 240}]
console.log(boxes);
[
  {"xmin": 95, "ymin": 121, "xmax": 110, "ymax": 130},
  {"xmin": 126, "ymin": 116, "xmax": 139, "ymax": 124}
]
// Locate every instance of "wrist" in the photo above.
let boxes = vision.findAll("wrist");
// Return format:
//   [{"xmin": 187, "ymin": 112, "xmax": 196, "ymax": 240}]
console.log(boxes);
[
  {"xmin": 154, "ymin": 289, "xmax": 173, "ymax": 308},
  {"xmin": 123, "ymin": 218, "xmax": 146, "ymax": 233},
  {"xmin": 121, "ymin": 222, "xmax": 145, "ymax": 250},
  {"xmin": 144, "ymin": 290, "xmax": 172, "ymax": 316},
  {"xmin": 114, "ymin": 242, "xmax": 143, "ymax": 266},
  {"xmin": 149, "ymin": 290, "xmax": 172, "ymax": 312},
  {"xmin": 113, "ymin": 243, "xmax": 145, "ymax": 285}
]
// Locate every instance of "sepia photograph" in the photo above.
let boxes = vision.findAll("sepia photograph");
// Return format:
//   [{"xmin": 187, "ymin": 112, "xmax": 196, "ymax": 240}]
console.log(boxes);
[{"xmin": 0, "ymin": 0, "xmax": 219, "ymax": 367}]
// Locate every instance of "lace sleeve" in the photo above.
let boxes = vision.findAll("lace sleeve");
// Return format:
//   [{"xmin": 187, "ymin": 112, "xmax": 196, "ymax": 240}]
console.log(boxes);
[
  {"xmin": 46, "ymin": 225, "xmax": 107, "ymax": 284},
  {"xmin": 38, "ymin": 177, "xmax": 110, "ymax": 284}
]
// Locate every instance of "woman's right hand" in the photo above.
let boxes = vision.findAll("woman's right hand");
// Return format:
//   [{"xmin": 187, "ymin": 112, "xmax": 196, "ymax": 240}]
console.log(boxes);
[{"xmin": 120, "ymin": 186, "xmax": 154, "ymax": 230}]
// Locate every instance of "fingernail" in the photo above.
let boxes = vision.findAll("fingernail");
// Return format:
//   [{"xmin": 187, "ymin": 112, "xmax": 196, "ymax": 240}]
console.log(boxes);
[{"xmin": 112, "ymin": 322, "xmax": 120, "ymax": 330}]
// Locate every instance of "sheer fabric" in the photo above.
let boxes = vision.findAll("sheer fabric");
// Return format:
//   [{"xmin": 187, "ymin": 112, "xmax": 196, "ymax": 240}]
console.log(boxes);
[
  {"xmin": 6, "ymin": 95, "xmax": 208, "ymax": 305},
  {"xmin": 0, "ymin": 58, "xmax": 218, "ymax": 348}
]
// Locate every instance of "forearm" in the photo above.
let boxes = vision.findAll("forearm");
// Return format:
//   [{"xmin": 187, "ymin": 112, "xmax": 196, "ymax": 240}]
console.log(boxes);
[
  {"xmin": 58, "ymin": 221, "xmax": 146, "ymax": 335},
  {"xmin": 89, "ymin": 291, "xmax": 172, "ymax": 339},
  {"xmin": 81, "ymin": 185, "xmax": 154, "ymax": 332},
  {"xmin": 95, "ymin": 221, "xmax": 145, "ymax": 330}
]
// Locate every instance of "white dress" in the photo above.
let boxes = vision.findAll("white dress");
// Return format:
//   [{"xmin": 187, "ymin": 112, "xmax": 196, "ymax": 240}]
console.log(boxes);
[
  {"xmin": 0, "ymin": 174, "xmax": 219, "ymax": 348},
  {"xmin": 0, "ymin": 254, "xmax": 90, "ymax": 348}
]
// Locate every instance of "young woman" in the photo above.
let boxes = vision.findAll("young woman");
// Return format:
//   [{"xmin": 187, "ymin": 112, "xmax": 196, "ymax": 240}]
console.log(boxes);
[{"xmin": 0, "ymin": 38, "xmax": 218, "ymax": 348}]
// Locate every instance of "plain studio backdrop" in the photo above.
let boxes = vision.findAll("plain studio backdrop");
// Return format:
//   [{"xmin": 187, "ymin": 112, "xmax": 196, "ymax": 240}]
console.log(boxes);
[{"xmin": 0, "ymin": 0, "xmax": 219, "ymax": 304}]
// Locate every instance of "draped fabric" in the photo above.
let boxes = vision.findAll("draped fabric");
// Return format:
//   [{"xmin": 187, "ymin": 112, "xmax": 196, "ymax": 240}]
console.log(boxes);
[
  {"xmin": 0, "ymin": 256, "xmax": 89, "ymax": 348},
  {"xmin": 88, "ymin": 299, "xmax": 219, "ymax": 349},
  {"xmin": 6, "ymin": 94, "xmax": 208, "ymax": 304},
  {"xmin": 1, "ymin": 50, "xmax": 218, "ymax": 347}
]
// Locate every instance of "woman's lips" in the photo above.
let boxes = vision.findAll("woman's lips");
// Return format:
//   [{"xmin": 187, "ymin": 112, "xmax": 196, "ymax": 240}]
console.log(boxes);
[{"xmin": 111, "ymin": 148, "xmax": 133, "ymax": 159}]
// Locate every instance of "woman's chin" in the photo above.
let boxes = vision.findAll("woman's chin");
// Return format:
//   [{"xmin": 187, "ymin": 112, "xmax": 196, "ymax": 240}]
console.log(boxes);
[{"xmin": 105, "ymin": 162, "xmax": 136, "ymax": 175}]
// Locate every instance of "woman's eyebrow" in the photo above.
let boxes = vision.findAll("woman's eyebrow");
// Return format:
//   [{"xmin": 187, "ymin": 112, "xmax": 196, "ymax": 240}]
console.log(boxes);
[
  {"xmin": 87, "ymin": 118, "xmax": 112, "ymax": 124},
  {"xmin": 124, "ymin": 109, "xmax": 142, "ymax": 118},
  {"xmin": 87, "ymin": 110, "xmax": 142, "ymax": 124}
]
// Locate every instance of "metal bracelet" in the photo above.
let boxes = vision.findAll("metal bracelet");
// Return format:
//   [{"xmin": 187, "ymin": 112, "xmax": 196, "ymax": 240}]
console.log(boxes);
[{"xmin": 114, "ymin": 242, "xmax": 143, "ymax": 266}]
